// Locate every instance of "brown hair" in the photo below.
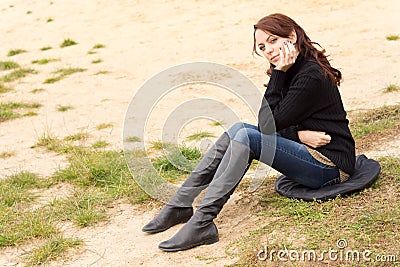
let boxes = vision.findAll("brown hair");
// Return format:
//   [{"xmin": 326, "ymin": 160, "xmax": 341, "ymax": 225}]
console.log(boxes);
[{"xmin": 253, "ymin": 13, "xmax": 342, "ymax": 86}]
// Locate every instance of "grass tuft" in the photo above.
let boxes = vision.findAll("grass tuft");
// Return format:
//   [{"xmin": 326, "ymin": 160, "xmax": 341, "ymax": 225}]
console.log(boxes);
[
  {"xmin": 211, "ymin": 121, "xmax": 223, "ymax": 126},
  {"xmin": 52, "ymin": 148, "xmax": 148, "ymax": 203},
  {"xmin": 50, "ymin": 188, "xmax": 110, "ymax": 227},
  {"xmin": 57, "ymin": 105, "xmax": 73, "ymax": 112},
  {"xmin": 0, "ymin": 172, "xmax": 50, "ymax": 207},
  {"xmin": 23, "ymin": 111, "xmax": 38, "ymax": 117},
  {"xmin": 0, "ymin": 61, "xmax": 20, "ymax": 71},
  {"xmin": 124, "ymin": 136, "xmax": 141, "ymax": 142},
  {"xmin": 44, "ymin": 68, "xmax": 86, "ymax": 84},
  {"xmin": 30, "ymin": 88, "xmax": 45, "ymax": 93},
  {"xmin": 386, "ymin": 34, "xmax": 400, "ymax": 41},
  {"xmin": 0, "ymin": 102, "xmax": 42, "ymax": 123},
  {"xmin": 25, "ymin": 236, "xmax": 83, "ymax": 266},
  {"xmin": 151, "ymin": 145, "xmax": 202, "ymax": 182},
  {"xmin": 2, "ymin": 68, "xmax": 37, "ymax": 82},
  {"xmin": 64, "ymin": 132, "xmax": 90, "ymax": 141},
  {"xmin": 92, "ymin": 44, "xmax": 105, "ymax": 49},
  {"xmin": 7, "ymin": 49, "xmax": 27, "ymax": 57},
  {"xmin": 0, "ymin": 151, "xmax": 15, "ymax": 159},
  {"xmin": 60, "ymin": 38, "xmax": 78, "ymax": 48},
  {"xmin": 91, "ymin": 59, "xmax": 103, "ymax": 64},
  {"xmin": 34, "ymin": 133, "xmax": 75, "ymax": 154},
  {"xmin": 186, "ymin": 131, "xmax": 215, "ymax": 141},
  {"xmin": 92, "ymin": 140, "xmax": 109, "ymax": 149},
  {"xmin": 96, "ymin": 123, "xmax": 113, "ymax": 130},
  {"xmin": 350, "ymin": 104, "xmax": 400, "ymax": 138},
  {"xmin": 47, "ymin": 18, "xmax": 53, "ymax": 23},
  {"xmin": 383, "ymin": 83, "xmax": 400, "ymax": 93},
  {"xmin": 32, "ymin": 58, "xmax": 59, "ymax": 65},
  {"xmin": 40, "ymin": 46, "xmax": 52, "ymax": 51},
  {"xmin": 94, "ymin": 70, "xmax": 110, "ymax": 75}
]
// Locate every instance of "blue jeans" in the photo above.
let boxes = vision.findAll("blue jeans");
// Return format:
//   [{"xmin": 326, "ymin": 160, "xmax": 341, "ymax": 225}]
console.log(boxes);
[{"xmin": 226, "ymin": 122, "xmax": 340, "ymax": 189}]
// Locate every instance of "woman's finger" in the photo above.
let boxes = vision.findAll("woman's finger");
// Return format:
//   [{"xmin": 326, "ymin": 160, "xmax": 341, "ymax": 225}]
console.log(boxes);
[{"xmin": 283, "ymin": 41, "xmax": 290, "ymax": 63}]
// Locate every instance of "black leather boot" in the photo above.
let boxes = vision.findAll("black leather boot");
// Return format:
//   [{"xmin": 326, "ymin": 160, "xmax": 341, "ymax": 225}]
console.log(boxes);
[
  {"xmin": 159, "ymin": 140, "xmax": 254, "ymax": 251},
  {"xmin": 142, "ymin": 205, "xmax": 193, "ymax": 234},
  {"xmin": 142, "ymin": 132, "xmax": 231, "ymax": 234}
]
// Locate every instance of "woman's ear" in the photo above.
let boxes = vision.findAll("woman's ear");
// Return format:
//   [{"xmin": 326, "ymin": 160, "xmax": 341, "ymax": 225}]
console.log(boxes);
[{"xmin": 290, "ymin": 30, "xmax": 297, "ymax": 43}]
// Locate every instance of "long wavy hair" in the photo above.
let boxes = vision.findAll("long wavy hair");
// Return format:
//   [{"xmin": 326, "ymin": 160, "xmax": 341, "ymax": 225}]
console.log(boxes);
[{"xmin": 253, "ymin": 13, "xmax": 342, "ymax": 86}]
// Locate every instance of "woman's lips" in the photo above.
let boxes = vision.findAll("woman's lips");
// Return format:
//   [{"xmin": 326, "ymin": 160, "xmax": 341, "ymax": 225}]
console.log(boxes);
[{"xmin": 270, "ymin": 55, "xmax": 279, "ymax": 62}]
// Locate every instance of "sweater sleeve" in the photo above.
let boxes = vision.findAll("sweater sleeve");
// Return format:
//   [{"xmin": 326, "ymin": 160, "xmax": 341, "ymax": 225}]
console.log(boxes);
[
  {"xmin": 278, "ymin": 125, "xmax": 303, "ymax": 143},
  {"xmin": 258, "ymin": 66, "xmax": 324, "ymax": 135}
]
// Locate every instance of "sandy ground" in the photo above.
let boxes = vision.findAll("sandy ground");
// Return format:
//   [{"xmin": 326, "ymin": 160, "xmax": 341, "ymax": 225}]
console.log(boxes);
[{"xmin": 0, "ymin": 0, "xmax": 399, "ymax": 266}]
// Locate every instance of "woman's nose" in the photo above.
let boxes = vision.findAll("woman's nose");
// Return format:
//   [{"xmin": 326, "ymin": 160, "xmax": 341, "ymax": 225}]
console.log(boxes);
[{"xmin": 263, "ymin": 45, "xmax": 274, "ymax": 56}]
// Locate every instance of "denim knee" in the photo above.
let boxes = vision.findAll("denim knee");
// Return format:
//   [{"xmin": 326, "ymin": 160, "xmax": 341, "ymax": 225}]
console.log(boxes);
[
  {"xmin": 232, "ymin": 128, "xmax": 251, "ymax": 146},
  {"xmin": 226, "ymin": 122, "xmax": 247, "ymax": 139}
]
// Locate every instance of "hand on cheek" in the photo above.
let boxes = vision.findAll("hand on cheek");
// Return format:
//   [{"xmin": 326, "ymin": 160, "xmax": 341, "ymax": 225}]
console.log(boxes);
[{"xmin": 275, "ymin": 40, "xmax": 298, "ymax": 72}]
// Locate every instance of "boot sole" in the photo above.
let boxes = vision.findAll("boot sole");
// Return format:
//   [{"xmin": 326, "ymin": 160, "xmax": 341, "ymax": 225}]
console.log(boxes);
[
  {"xmin": 158, "ymin": 235, "xmax": 219, "ymax": 252},
  {"xmin": 142, "ymin": 215, "xmax": 192, "ymax": 234}
]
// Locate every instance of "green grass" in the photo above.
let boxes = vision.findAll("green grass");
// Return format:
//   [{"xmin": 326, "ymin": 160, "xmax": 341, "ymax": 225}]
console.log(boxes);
[
  {"xmin": 211, "ymin": 121, "xmax": 223, "ymax": 126},
  {"xmin": 91, "ymin": 59, "xmax": 103, "ymax": 64},
  {"xmin": 23, "ymin": 111, "xmax": 38, "ymax": 117},
  {"xmin": 50, "ymin": 187, "xmax": 110, "ymax": 227},
  {"xmin": 94, "ymin": 70, "xmax": 110, "ymax": 75},
  {"xmin": 349, "ymin": 104, "xmax": 400, "ymax": 139},
  {"xmin": 227, "ymin": 156, "xmax": 400, "ymax": 266},
  {"xmin": 150, "ymin": 140, "xmax": 173, "ymax": 150},
  {"xmin": 87, "ymin": 51, "xmax": 97, "ymax": 55},
  {"xmin": 2, "ymin": 68, "xmax": 37, "ymax": 82},
  {"xmin": 383, "ymin": 83, "xmax": 400, "ymax": 93},
  {"xmin": 7, "ymin": 49, "xmax": 27, "ymax": 57},
  {"xmin": 0, "ymin": 207, "xmax": 58, "ymax": 247},
  {"xmin": 47, "ymin": 18, "xmax": 53, "ymax": 23},
  {"xmin": 0, "ymin": 102, "xmax": 41, "ymax": 123},
  {"xmin": 0, "ymin": 61, "xmax": 20, "ymax": 71},
  {"xmin": 52, "ymin": 148, "xmax": 148, "ymax": 203},
  {"xmin": 40, "ymin": 46, "xmax": 52, "ymax": 51},
  {"xmin": 57, "ymin": 105, "xmax": 73, "ymax": 112},
  {"xmin": 0, "ymin": 83, "xmax": 13, "ymax": 94},
  {"xmin": 60, "ymin": 38, "xmax": 78, "ymax": 48},
  {"xmin": 64, "ymin": 132, "xmax": 90, "ymax": 141},
  {"xmin": 0, "ymin": 172, "xmax": 50, "ymax": 207},
  {"xmin": 151, "ymin": 145, "xmax": 202, "ymax": 182},
  {"xmin": 34, "ymin": 134, "xmax": 75, "ymax": 154},
  {"xmin": 386, "ymin": 34, "xmax": 400, "ymax": 41},
  {"xmin": 92, "ymin": 44, "xmax": 105, "ymax": 49},
  {"xmin": 92, "ymin": 140, "xmax": 109, "ymax": 148},
  {"xmin": 124, "ymin": 136, "xmax": 141, "ymax": 142},
  {"xmin": 30, "ymin": 88, "xmax": 45, "ymax": 93},
  {"xmin": 96, "ymin": 122, "xmax": 113, "ymax": 130},
  {"xmin": 32, "ymin": 58, "xmax": 59, "ymax": 65},
  {"xmin": 25, "ymin": 236, "xmax": 83, "ymax": 266},
  {"xmin": 186, "ymin": 131, "xmax": 215, "ymax": 141},
  {"xmin": 44, "ymin": 68, "xmax": 86, "ymax": 84}
]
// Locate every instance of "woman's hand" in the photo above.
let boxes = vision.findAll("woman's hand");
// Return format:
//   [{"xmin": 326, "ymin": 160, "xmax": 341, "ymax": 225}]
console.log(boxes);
[
  {"xmin": 274, "ymin": 40, "xmax": 299, "ymax": 72},
  {"xmin": 298, "ymin": 130, "xmax": 331, "ymax": 148}
]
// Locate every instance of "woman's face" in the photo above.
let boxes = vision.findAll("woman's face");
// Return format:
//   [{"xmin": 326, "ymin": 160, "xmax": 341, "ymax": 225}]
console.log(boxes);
[{"xmin": 255, "ymin": 29, "xmax": 296, "ymax": 65}]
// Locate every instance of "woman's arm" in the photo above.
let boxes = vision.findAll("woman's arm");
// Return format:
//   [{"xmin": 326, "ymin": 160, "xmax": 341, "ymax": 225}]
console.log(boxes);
[
  {"xmin": 258, "ymin": 66, "xmax": 324, "ymax": 134},
  {"xmin": 298, "ymin": 130, "xmax": 331, "ymax": 148}
]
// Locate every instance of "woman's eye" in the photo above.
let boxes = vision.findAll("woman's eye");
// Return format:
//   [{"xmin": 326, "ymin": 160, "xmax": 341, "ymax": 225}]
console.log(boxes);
[
  {"xmin": 259, "ymin": 46, "xmax": 265, "ymax": 51},
  {"xmin": 270, "ymin": 38, "xmax": 277, "ymax": 43}
]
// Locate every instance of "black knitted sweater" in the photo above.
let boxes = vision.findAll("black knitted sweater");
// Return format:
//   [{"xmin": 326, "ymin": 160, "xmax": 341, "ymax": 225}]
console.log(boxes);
[{"xmin": 258, "ymin": 55, "xmax": 355, "ymax": 175}]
